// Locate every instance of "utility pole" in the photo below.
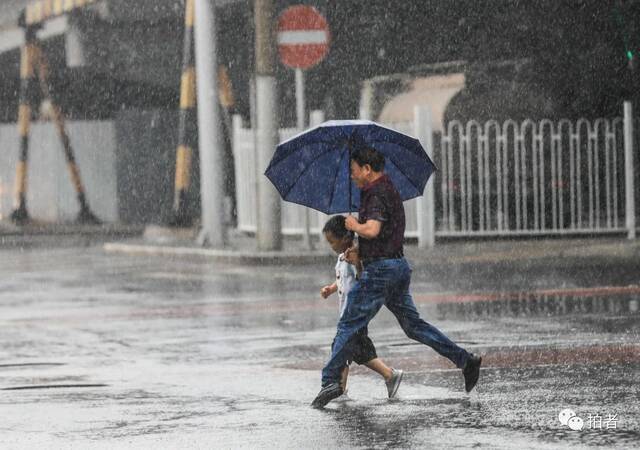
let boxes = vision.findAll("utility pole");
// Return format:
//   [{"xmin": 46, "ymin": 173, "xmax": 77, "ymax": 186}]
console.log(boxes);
[
  {"xmin": 254, "ymin": 0, "xmax": 282, "ymax": 250},
  {"xmin": 194, "ymin": 0, "xmax": 227, "ymax": 247}
]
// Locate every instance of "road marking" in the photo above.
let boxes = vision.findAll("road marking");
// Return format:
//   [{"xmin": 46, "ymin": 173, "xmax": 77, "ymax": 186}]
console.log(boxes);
[
  {"xmin": 2, "ymin": 383, "xmax": 108, "ymax": 390},
  {"xmin": 279, "ymin": 343, "xmax": 640, "ymax": 371},
  {"xmin": 0, "ymin": 363, "xmax": 65, "ymax": 369},
  {"xmin": 414, "ymin": 285, "xmax": 640, "ymax": 304},
  {"xmin": 5, "ymin": 285, "xmax": 639, "ymax": 324}
]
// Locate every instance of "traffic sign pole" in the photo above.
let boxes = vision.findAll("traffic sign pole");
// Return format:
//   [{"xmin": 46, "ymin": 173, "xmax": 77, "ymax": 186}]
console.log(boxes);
[
  {"xmin": 277, "ymin": 5, "xmax": 329, "ymax": 250},
  {"xmin": 295, "ymin": 67, "xmax": 313, "ymax": 249},
  {"xmin": 296, "ymin": 68, "xmax": 305, "ymax": 130}
]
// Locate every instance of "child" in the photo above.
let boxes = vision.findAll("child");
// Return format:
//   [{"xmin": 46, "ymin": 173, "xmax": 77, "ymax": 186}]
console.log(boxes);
[{"xmin": 320, "ymin": 215, "xmax": 403, "ymax": 399}]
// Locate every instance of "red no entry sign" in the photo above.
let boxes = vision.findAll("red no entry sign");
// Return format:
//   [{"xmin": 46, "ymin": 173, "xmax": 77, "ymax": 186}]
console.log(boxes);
[{"xmin": 277, "ymin": 5, "xmax": 330, "ymax": 70}]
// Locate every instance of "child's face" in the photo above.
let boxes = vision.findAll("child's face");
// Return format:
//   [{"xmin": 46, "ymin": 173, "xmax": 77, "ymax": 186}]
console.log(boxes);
[{"xmin": 324, "ymin": 231, "xmax": 352, "ymax": 254}]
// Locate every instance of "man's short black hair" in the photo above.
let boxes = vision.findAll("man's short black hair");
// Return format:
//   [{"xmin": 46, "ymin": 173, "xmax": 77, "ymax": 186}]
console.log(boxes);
[
  {"xmin": 322, "ymin": 215, "xmax": 355, "ymax": 240},
  {"xmin": 350, "ymin": 146, "xmax": 385, "ymax": 172}
]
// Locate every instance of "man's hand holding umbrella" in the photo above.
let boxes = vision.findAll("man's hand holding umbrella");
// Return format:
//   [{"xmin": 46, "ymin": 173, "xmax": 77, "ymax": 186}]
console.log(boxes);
[{"xmin": 345, "ymin": 215, "xmax": 381, "ymax": 240}]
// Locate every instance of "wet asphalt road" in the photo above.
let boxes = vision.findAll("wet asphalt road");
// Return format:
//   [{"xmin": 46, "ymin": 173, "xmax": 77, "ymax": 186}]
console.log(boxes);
[{"xmin": 0, "ymin": 245, "xmax": 638, "ymax": 449}]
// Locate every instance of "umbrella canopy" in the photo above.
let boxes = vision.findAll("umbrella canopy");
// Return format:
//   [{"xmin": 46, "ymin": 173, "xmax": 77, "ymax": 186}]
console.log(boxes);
[{"xmin": 264, "ymin": 120, "xmax": 436, "ymax": 214}]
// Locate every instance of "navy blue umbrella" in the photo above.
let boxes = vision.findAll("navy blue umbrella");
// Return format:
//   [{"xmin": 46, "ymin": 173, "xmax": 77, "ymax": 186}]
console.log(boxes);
[{"xmin": 264, "ymin": 120, "xmax": 436, "ymax": 214}]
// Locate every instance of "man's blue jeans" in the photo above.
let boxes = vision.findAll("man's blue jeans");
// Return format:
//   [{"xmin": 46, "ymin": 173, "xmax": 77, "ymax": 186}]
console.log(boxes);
[{"xmin": 321, "ymin": 257, "xmax": 471, "ymax": 386}]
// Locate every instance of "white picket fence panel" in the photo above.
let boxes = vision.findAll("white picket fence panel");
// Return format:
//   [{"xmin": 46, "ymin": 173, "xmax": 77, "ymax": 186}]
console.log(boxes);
[
  {"xmin": 438, "ymin": 118, "xmax": 626, "ymax": 235},
  {"xmin": 232, "ymin": 115, "xmax": 334, "ymax": 236}
]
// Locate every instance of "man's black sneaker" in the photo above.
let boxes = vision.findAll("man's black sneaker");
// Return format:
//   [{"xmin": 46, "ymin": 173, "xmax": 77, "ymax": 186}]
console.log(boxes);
[
  {"xmin": 463, "ymin": 354, "xmax": 482, "ymax": 393},
  {"xmin": 311, "ymin": 383, "xmax": 344, "ymax": 408}
]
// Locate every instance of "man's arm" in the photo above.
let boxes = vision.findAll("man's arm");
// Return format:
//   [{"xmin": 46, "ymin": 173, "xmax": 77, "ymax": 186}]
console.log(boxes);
[
  {"xmin": 345, "ymin": 216, "xmax": 381, "ymax": 239},
  {"xmin": 344, "ymin": 246, "xmax": 364, "ymax": 277}
]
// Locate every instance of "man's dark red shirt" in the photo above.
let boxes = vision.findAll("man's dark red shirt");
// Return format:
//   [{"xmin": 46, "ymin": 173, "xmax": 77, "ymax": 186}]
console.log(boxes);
[{"xmin": 358, "ymin": 174, "xmax": 405, "ymax": 259}]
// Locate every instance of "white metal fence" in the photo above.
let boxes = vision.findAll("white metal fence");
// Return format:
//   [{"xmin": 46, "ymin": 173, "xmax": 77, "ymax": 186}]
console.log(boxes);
[
  {"xmin": 437, "ymin": 118, "xmax": 626, "ymax": 236},
  {"xmin": 232, "ymin": 107, "xmax": 636, "ymax": 242},
  {"xmin": 232, "ymin": 114, "xmax": 331, "ymax": 236}
]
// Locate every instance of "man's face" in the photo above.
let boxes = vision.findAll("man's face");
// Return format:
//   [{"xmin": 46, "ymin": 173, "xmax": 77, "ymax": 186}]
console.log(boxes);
[{"xmin": 350, "ymin": 161, "xmax": 370, "ymax": 188}]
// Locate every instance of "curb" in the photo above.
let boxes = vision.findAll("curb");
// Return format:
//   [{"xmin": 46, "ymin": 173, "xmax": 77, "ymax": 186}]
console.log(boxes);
[
  {"xmin": 0, "ymin": 225, "xmax": 145, "ymax": 248},
  {"xmin": 103, "ymin": 239, "xmax": 640, "ymax": 269},
  {"xmin": 103, "ymin": 242, "xmax": 335, "ymax": 265},
  {"xmin": 0, "ymin": 224, "xmax": 144, "ymax": 237}
]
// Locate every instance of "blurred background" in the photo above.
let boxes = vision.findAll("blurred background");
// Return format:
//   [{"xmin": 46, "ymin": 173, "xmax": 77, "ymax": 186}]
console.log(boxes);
[{"xmin": 1, "ymin": 0, "xmax": 640, "ymax": 241}]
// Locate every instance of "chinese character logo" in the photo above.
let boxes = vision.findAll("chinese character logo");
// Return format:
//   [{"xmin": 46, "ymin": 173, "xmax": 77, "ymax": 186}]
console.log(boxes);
[
  {"xmin": 558, "ymin": 409, "xmax": 617, "ymax": 431},
  {"xmin": 567, "ymin": 416, "xmax": 584, "ymax": 431},
  {"xmin": 559, "ymin": 408, "xmax": 583, "ymax": 431},
  {"xmin": 558, "ymin": 408, "xmax": 576, "ymax": 426}
]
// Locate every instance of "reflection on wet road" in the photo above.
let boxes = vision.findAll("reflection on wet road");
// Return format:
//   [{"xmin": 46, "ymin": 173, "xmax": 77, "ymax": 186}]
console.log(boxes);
[{"xmin": 0, "ymin": 247, "xmax": 638, "ymax": 448}]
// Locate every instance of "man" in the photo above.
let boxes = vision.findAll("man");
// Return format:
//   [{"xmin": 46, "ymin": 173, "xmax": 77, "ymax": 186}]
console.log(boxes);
[{"xmin": 311, "ymin": 146, "xmax": 482, "ymax": 408}]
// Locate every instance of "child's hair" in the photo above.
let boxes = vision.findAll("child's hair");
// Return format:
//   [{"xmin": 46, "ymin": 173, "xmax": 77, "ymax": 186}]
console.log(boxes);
[{"xmin": 322, "ymin": 215, "xmax": 355, "ymax": 240}]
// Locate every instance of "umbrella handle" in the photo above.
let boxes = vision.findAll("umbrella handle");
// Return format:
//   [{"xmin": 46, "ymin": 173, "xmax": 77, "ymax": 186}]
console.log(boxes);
[{"xmin": 348, "ymin": 141, "xmax": 352, "ymax": 215}]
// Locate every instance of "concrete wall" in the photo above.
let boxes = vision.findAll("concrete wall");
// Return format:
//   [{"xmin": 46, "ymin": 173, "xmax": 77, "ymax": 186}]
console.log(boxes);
[
  {"xmin": 0, "ymin": 121, "xmax": 118, "ymax": 222},
  {"xmin": 114, "ymin": 109, "xmax": 181, "ymax": 225},
  {"xmin": 80, "ymin": 17, "xmax": 182, "ymax": 89},
  {"xmin": 0, "ymin": 111, "xmax": 184, "ymax": 225}
]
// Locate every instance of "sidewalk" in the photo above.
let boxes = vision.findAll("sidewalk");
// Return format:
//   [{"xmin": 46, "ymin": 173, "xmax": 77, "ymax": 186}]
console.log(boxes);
[
  {"xmin": 4, "ymin": 219, "xmax": 639, "ymax": 273},
  {"xmin": 104, "ymin": 226, "xmax": 335, "ymax": 265},
  {"xmin": 0, "ymin": 220, "xmax": 144, "ymax": 248},
  {"xmin": 101, "ymin": 224, "xmax": 640, "ymax": 271}
]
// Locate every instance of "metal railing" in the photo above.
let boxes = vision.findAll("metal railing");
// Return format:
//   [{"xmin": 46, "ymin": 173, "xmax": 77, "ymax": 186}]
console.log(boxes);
[
  {"xmin": 232, "ymin": 114, "xmax": 331, "ymax": 236},
  {"xmin": 437, "ymin": 117, "xmax": 625, "ymax": 236},
  {"xmin": 232, "ymin": 106, "xmax": 637, "ymax": 243}
]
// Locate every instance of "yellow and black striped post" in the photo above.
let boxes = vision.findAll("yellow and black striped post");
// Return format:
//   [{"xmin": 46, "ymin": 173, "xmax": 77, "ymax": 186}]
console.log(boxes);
[
  {"xmin": 217, "ymin": 64, "xmax": 237, "ymax": 227},
  {"xmin": 24, "ymin": 0, "xmax": 98, "ymax": 27},
  {"xmin": 218, "ymin": 64, "xmax": 235, "ymax": 135},
  {"xmin": 11, "ymin": 27, "xmax": 40, "ymax": 224},
  {"xmin": 12, "ymin": 0, "xmax": 100, "ymax": 224},
  {"xmin": 171, "ymin": 0, "xmax": 197, "ymax": 226},
  {"xmin": 34, "ymin": 43, "xmax": 100, "ymax": 224}
]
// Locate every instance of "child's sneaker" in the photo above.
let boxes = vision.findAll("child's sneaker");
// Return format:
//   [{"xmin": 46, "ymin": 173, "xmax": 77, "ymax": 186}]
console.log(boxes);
[{"xmin": 386, "ymin": 368, "xmax": 403, "ymax": 398}]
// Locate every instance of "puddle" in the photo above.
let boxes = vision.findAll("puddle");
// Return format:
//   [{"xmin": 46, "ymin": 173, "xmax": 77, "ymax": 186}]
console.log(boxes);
[{"xmin": 436, "ymin": 293, "xmax": 640, "ymax": 319}]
